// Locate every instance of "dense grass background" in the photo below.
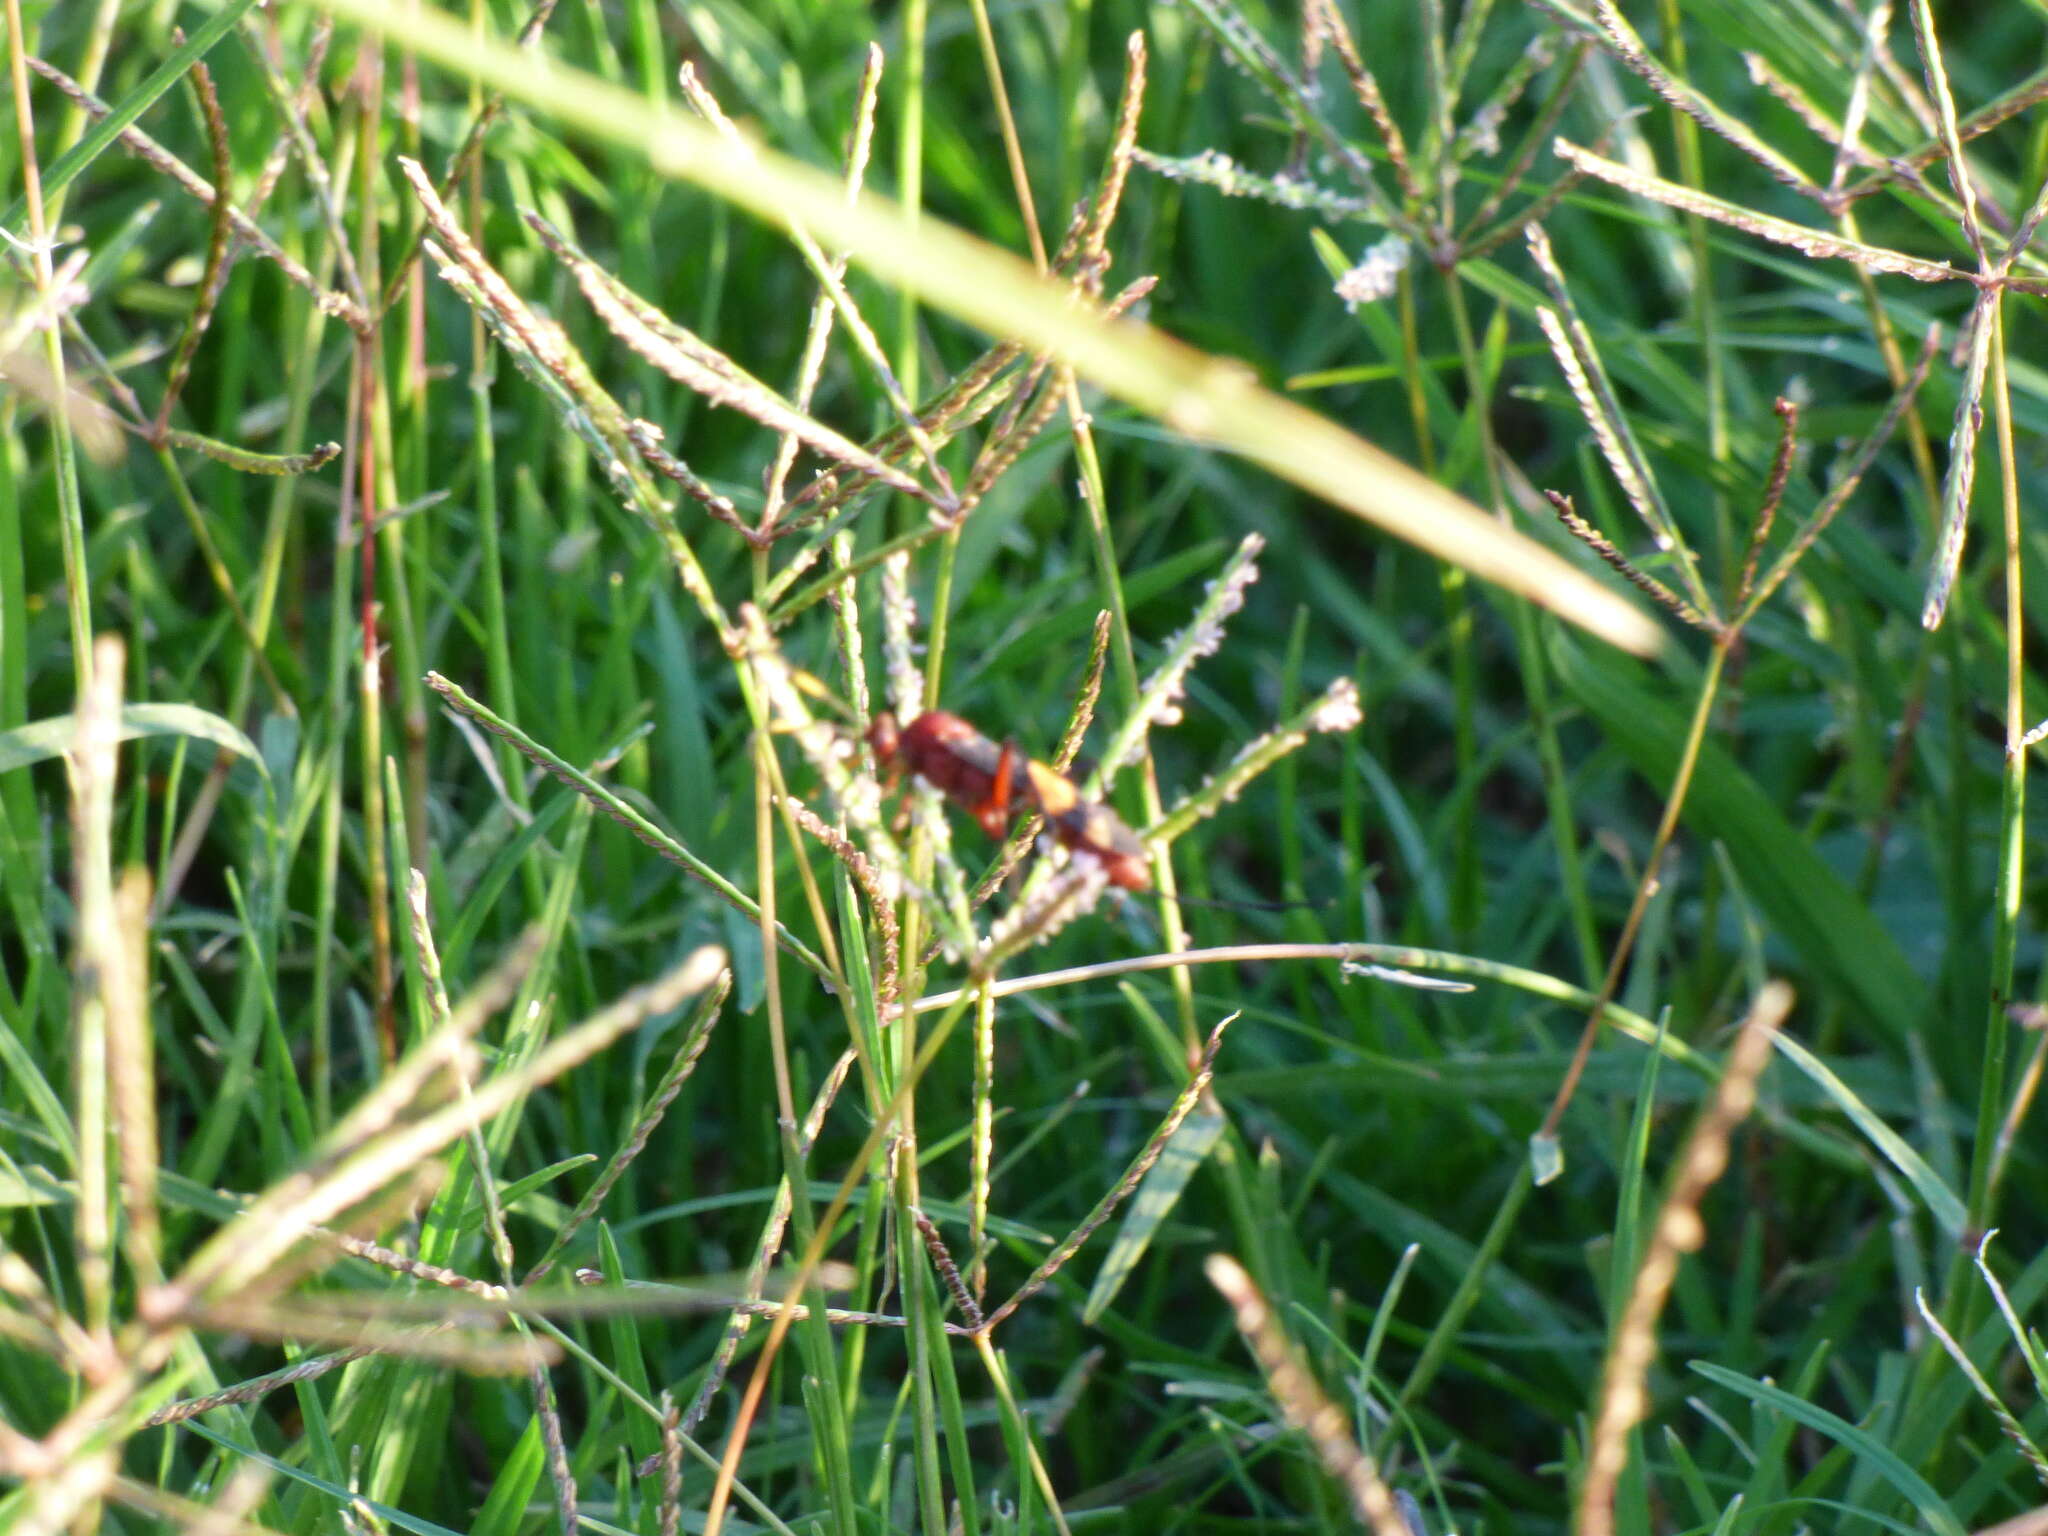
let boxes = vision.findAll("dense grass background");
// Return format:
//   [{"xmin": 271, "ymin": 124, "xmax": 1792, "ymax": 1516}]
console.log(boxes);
[{"xmin": 7, "ymin": 0, "xmax": 2048, "ymax": 1532}]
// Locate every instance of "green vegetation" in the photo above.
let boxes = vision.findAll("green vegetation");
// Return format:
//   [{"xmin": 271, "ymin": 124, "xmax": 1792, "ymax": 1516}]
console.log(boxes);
[{"xmin": 5, "ymin": 0, "xmax": 2048, "ymax": 1531}]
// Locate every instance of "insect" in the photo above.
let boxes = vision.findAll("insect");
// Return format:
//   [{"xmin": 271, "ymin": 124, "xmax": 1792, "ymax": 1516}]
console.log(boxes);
[{"xmin": 867, "ymin": 710, "xmax": 1152, "ymax": 891}]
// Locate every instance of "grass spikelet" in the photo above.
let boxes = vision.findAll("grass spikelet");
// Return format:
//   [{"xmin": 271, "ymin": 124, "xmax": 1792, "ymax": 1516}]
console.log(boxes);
[
  {"xmin": 528, "ymin": 212, "xmax": 934, "ymax": 506},
  {"xmin": 1553, "ymin": 137, "xmax": 1970, "ymax": 284},
  {"xmin": 25, "ymin": 57, "xmax": 370, "ymax": 330},
  {"xmin": 1149, "ymin": 677, "xmax": 1364, "ymax": 844},
  {"xmin": 978, "ymin": 860, "xmax": 1112, "ymax": 965},
  {"xmin": 1087, "ymin": 533, "xmax": 1264, "ymax": 791},
  {"xmin": 1545, "ymin": 491, "xmax": 1713, "ymax": 635},
  {"xmin": 984, "ymin": 1015, "xmax": 1234, "ymax": 1331}
]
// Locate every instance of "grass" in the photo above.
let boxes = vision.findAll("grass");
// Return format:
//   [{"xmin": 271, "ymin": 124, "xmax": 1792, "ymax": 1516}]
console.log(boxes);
[{"xmin": 5, "ymin": 0, "xmax": 2048, "ymax": 1532}]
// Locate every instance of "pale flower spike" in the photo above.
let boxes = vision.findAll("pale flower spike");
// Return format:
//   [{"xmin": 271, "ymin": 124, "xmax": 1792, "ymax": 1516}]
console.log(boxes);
[
  {"xmin": 1336, "ymin": 237, "xmax": 1411, "ymax": 310},
  {"xmin": 879, "ymin": 550, "xmax": 924, "ymax": 723},
  {"xmin": 1147, "ymin": 675, "xmax": 1364, "ymax": 846},
  {"xmin": 1087, "ymin": 533, "xmax": 1265, "ymax": 793},
  {"xmin": 981, "ymin": 860, "xmax": 1112, "ymax": 966},
  {"xmin": 1129, "ymin": 147, "xmax": 1377, "ymax": 220},
  {"xmin": 1310, "ymin": 676, "xmax": 1364, "ymax": 734}
]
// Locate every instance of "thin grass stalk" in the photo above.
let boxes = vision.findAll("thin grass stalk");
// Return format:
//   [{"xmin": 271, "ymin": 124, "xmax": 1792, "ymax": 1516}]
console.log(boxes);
[
  {"xmin": 1452, "ymin": 27, "xmax": 1553, "ymax": 168},
  {"xmin": 1417, "ymin": 0, "xmax": 1454, "ymax": 205},
  {"xmin": 1953, "ymin": 297, "xmax": 2024, "ymax": 1278},
  {"xmin": 970, "ymin": 983, "xmax": 995, "ymax": 1300},
  {"xmin": 758, "ymin": 46, "xmax": 882, "ymax": 538},
  {"xmin": 1536, "ymin": 643, "xmax": 1730, "ymax": 1160},
  {"xmin": 1063, "ymin": 361, "xmax": 1206, "ymax": 1055},
  {"xmin": 1440, "ymin": 583, "xmax": 1480, "ymax": 940},
  {"xmin": 240, "ymin": 12, "xmax": 367, "ymax": 306},
  {"xmin": 424, "ymin": 671, "xmax": 830, "ymax": 975},
  {"xmin": 1083, "ymin": 532, "xmax": 1264, "ymax": 794},
  {"xmin": 1314, "ymin": 0, "xmax": 1415, "ymax": 204},
  {"xmin": 401, "ymin": 861, "xmax": 515, "ymax": 1284},
  {"xmin": 1147, "ymin": 679, "xmax": 1362, "ymax": 844},
  {"xmin": 41, "ymin": 0, "xmax": 123, "ymax": 227},
  {"xmin": 1440, "ymin": 0, "xmax": 1500, "ymax": 140},
  {"xmin": 351, "ymin": 49, "xmax": 398, "ymax": 1065},
  {"xmin": 311, "ymin": 338, "xmax": 363, "ymax": 1131},
  {"xmin": 698, "ymin": 985, "xmax": 981, "ymax": 1536},
  {"xmin": 1840, "ymin": 63, "xmax": 2048, "ymax": 205},
  {"xmin": 1181, "ymin": 0, "xmax": 1398, "ymax": 225},
  {"xmin": 402, "ymin": 161, "xmax": 733, "ymax": 636},
  {"xmin": 1828, "ymin": 1, "xmax": 1891, "ymax": 200},
  {"xmin": 1547, "ymin": 492, "xmax": 1714, "ymax": 633},
  {"xmin": 966, "ymin": 0, "xmax": 1047, "ymax": 271},
  {"xmin": 735, "ymin": 597, "xmax": 863, "ymax": 1536},
  {"xmin": 763, "ymin": 516, "xmax": 957, "ymax": 626},
  {"xmin": 762, "ymin": 786, "xmax": 847, "ymax": 988},
  {"xmin": 753, "ymin": 726, "xmax": 799, "ymax": 1126},
  {"xmin": 372, "ymin": 189, "xmax": 435, "ymax": 894},
  {"xmin": 1580, "ymin": 0, "xmax": 1816, "ymax": 197},
  {"xmin": 654, "ymin": 1048, "xmax": 857, "ymax": 1451},
  {"xmin": 1904, "ymin": 0, "xmax": 1985, "ymax": 261},
  {"xmin": 1438, "ymin": 278, "xmax": 1512, "ymax": 937},
  {"xmin": 763, "ymin": 1030, "xmax": 865, "ymax": 1536},
  {"xmin": 1652, "ymin": 0, "xmax": 1731, "ymax": 579},
  {"xmin": 911, "ymin": 1210, "xmax": 984, "ymax": 1536},
  {"xmin": 532, "ymin": 211, "xmax": 933, "ymax": 507},
  {"xmin": 8, "ymin": 23, "xmax": 92, "ymax": 699},
  {"xmin": 1510, "ymin": 591, "xmax": 1603, "ymax": 983},
  {"xmin": 1391, "ymin": 1162, "xmax": 1533, "ymax": 1429},
  {"xmin": 744, "ymin": 645, "xmax": 848, "ymax": 976},
  {"xmin": 1569, "ymin": 135, "xmax": 2028, "ymax": 294},
  {"xmin": 1920, "ymin": 291, "xmax": 1996, "ymax": 630},
  {"xmin": 149, "ymin": 444, "xmax": 292, "ymax": 709},
  {"xmin": 1392, "ymin": 266, "xmax": 1437, "ymax": 483},
  {"xmin": 888, "ymin": 907, "xmax": 954, "ymax": 1536},
  {"xmin": 1991, "ymin": 1010, "xmax": 2048, "ymax": 1202},
  {"xmin": 462, "ymin": 149, "xmax": 547, "ymax": 928},
  {"xmin": 972, "ymin": 1336, "xmax": 1074, "ymax": 1535},
  {"xmin": 1914, "ymin": 1287, "xmax": 2048, "ymax": 1488},
  {"xmin": 1073, "ymin": 35, "xmax": 1148, "ymax": 281},
  {"xmin": 1459, "ymin": 39, "xmax": 1588, "ymax": 242},
  {"xmin": 919, "ymin": 507, "xmax": 965, "ymax": 715},
  {"xmin": 1735, "ymin": 325, "xmax": 1938, "ymax": 626}
]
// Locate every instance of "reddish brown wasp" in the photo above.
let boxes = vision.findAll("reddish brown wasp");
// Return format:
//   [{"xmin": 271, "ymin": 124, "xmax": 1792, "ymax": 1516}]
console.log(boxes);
[{"xmin": 868, "ymin": 710, "xmax": 1151, "ymax": 891}]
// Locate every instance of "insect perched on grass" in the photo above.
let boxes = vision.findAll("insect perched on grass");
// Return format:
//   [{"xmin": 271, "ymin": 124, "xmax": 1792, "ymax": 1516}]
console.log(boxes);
[{"xmin": 868, "ymin": 710, "xmax": 1151, "ymax": 891}]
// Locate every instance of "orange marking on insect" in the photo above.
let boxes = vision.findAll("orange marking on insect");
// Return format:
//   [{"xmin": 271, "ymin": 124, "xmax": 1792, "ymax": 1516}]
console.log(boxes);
[
  {"xmin": 1022, "ymin": 760, "xmax": 1150, "ymax": 891},
  {"xmin": 868, "ymin": 710, "xmax": 1152, "ymax": 890}
]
